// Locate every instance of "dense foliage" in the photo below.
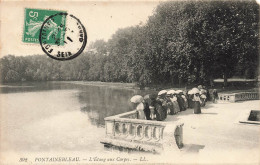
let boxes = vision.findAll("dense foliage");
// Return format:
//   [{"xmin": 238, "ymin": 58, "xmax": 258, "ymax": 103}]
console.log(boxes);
[{"xmin": 1, "ymin": 1, "xmax": 259, "ymax": 87}]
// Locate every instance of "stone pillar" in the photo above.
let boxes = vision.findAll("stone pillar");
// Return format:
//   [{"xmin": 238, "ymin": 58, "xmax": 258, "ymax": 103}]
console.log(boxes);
[
  {"xmin": 229, "ymin": 94, "xmax": 236, "ymax": 102},
  {"xmin": 105, "ymin": 119, "xmax": 115, "ymax": 137},
  {"xmin": 162, "ymin": 123, "xmax": 184, "ymax": 152}
]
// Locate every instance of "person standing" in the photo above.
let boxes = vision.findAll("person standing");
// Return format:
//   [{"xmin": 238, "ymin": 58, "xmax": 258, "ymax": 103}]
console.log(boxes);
[
  {"xmin": 200, "ymin": 89, "xmax": 207, "ymax": 107},
  {"xmin": 156, "ymin": 90, "xmax": 168, "ymax": 121},
  {"xmin": 187, "ymin": 90, "xmax": 194, "ymax": 108},
  {"xmin": 130, "ymin": 95, "xmax": 146, "ymax": 119},
  {"xmin": 176, "ymin": 90, "xmax": 185, "ymax": 111},
  {"xmin": 170, "ymin": 90, "xmax": 180, "ymax": 114},
  {"xmin": 143, "ymin": 95, "xmax": 152, "ymax": 120},
  {"xmin": 204, "ymin": 86, "xmax": 211, "ymax": 101},
  {"xmin": 192, "ymin": 88, "xmax": 202, "ymax": 114},
  {"xmin": 166, "ymin": 90, "xmax": 175, "ymax": 115},
  {"xmin": 145, "ymin": 93, "xmax": 158, "ymax": 120},
  {"xmin": 181, "ymin": 90, "xmax": 189, "ymax": 109},
  {"xmin": 212, "ymin": 89, "xmax": 219, "ymax": 103}
]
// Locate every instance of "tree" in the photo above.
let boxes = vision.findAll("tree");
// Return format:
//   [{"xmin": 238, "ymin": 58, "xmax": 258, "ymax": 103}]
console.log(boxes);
[{"xmin": 0, "ymin": 1, "xmax": 258, "ymax": 87}]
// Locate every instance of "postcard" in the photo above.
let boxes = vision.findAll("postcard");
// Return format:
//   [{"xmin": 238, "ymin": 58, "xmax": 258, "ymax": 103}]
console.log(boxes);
[{"xmin": 0, "ymin": 0, "xmax": 259, "ymax": 164}]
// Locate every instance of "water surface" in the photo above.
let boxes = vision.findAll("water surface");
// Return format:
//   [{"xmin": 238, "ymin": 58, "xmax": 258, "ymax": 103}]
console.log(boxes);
[{"xmin": 0, "ymin": 81, "xmax": 148, "ymax": 153}]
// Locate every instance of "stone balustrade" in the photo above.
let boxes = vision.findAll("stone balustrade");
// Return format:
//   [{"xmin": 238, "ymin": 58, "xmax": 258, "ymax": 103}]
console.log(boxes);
[
  {"xmin": 218, "ymin": 92, "xmax": 259, "ymax": 103},
  {"xmin": 101, "ymin": 110, "xmax": 184, "ymax": 153}
]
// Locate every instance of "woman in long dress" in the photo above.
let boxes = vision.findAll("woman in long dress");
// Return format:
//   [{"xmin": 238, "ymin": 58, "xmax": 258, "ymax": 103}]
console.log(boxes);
[
  {"xmin": 130, "ymin": 95, "xmax": 146, "ymax": 119},
  {"xmin": 176, "ymin": 90, "xmax": 185, "ymax": 111},
  {"xmin": 187, "ymin": 90, "xmax": 194, "ymax": 108},
  {"xmin": 143, "ymin": 94, "xmax": 159, "ymax": 120},
  {"xmin": 181, "ymin": 91, "xmax": 189, "ymax": 109},
  {"xmin": 212, "ymin": 89, "xmax": 219, "ymax": 103},
  {"xmin": 143, "ymin": 100, "xmax": 151, "ymax": 120},
  {"xmin": 147, "ymin": 93, "xmax": 158, "ymax": 120},
  {"xmin": 171, "ymin": 91, "xmax": 180, "ymax": 114},
  {"xmin": 136, "ymin": 102, "xmax": 146, "ymax": 119},
  {"xmin": 166, "ymin": 90, "xmax": 175, "ymax": 115},
  {"xmin": 200, "ymin": 89, "xmax": 207, "ymax": 107},
  {"xmin": 156, "ymin": 90, "xmax": 168, "ymax": 121},
  {"xmin": 192, "ymin": 88, "xmax": 202, "ymax": 114}
]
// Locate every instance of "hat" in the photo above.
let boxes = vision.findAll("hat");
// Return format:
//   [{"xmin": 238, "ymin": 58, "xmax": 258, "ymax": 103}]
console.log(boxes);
[
  {"xmin": 130, "ymin": 95, "xmax": 143, "ymax": 103},
  {"xmin": 192, "ymin": 88, "xmax": 200, "ymax": 94},
  {"xmin": 166, "ymin": 91, "xmax": 171, "ymax": 96},
  {"xmin": 201, "ymin": 89, "xmax": 207, "ymax": 94},
  {"xmin": 175, "ymin": 90, "xmax": 182, "ymax": 94},
  {"xmin": 192, "ymin": 88, "xmax": 197, "ymax": 91},
  {"xmin": 143, "ymin": 94, "xmax": 150, "ymax": 100},
  {"xmin": 167, "ymin": 90, "xmax": 175, "ymax": 95},
  {"xmin": 158, "ymin": 90, "xmax": 167, "ymax": 96},
  {"xmin": 188, "ymin": 90, "xmax": 193, "ymax": 95},
  {"xmin": 200, "ymin": 94, "xmax": 207, "ymax": 99}
]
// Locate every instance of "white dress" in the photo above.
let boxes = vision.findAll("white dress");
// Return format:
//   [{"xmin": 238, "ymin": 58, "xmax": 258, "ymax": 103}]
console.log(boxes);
[{"xmin": 136, "ymin": 103, "xmax": 145, "ymax": 119}]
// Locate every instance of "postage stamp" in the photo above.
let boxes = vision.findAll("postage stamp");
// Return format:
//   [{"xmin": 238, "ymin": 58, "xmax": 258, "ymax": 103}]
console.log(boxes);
[{"xmin": 23, "ymin": 8, "xmax": 66, "ymax": 44}]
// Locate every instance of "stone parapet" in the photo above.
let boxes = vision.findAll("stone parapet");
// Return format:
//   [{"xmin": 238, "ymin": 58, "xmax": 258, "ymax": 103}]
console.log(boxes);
[{"xmin": 101, "ymin": 110, "xmax": 184, "ymax": 153}]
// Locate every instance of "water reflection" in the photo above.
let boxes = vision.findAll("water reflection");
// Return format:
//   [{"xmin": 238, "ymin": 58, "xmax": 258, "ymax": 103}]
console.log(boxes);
[
  {"xmin": 0, "ymin": 81, "xmax": 153, "ymax": 128},
  {"xmin": 0, "ymin": 81, "xmax": 156, "ymax": 152},
  {"xmin": 78, "ymin": 86, "xmax": 135, "ymax": 127},
  {"xmin": 0, "ymin": 81, "xmax": 78, "ymax": 93}
]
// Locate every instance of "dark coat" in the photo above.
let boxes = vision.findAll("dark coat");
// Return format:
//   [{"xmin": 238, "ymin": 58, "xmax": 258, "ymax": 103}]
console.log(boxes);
[
  {"xmin": 154, "ymin": 99, "xmax": 167, "ymax": 121},
  {"xmin": 177, "ymin": 95, "xmax": 185, "ymax": 111},
  {"xmin": 143, "ymin": 102, "xmax": 151, "ymax": 120}
]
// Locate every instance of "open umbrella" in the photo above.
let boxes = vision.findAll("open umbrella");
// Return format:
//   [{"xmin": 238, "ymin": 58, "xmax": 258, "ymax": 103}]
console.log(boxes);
[
  {"xmin": 167, "ymin": 90, "xmax": 175, "ymax": 95},
  {"xmin": 192, "ymin": 88, "xmax": 200, "ymax": 94},
  {"xmin": 144, "ymin": 94, "xmax": 150, "ymax": 100},
  {"xmin": 175, "ymin": 90, "xmax": 182, "ymax": 94},
  {"xmin": 200, "ymin": 89, "xmax": 207, "ymax": 94},
  {"xmin": 130, "ymin": 95, "xmax": 143, "ymax": 103},
  {"xmin": 158, "ymin": 90, "xmax": 167, "ymax": 96},
  {"xmin": 188, "ymin": 90, "xmax": 193, "ymax": 95}
]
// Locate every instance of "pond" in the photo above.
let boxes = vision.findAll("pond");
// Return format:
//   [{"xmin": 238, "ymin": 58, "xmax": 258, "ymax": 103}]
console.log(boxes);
[{"xmin": 0, "ymin": 81, "xmax": 152, "ymax": 153}]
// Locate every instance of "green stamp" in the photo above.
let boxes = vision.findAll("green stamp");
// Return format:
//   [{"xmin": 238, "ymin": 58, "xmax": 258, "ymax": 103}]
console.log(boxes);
[{"xmin": 23, "ymin": 8, "xmax": 66, "ymax": 45}]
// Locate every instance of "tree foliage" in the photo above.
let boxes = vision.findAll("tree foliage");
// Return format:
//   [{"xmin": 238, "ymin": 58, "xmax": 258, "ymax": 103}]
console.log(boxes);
[{"xmin": 0, "ymin": 1, "xmax": 258, "ymax": 86}]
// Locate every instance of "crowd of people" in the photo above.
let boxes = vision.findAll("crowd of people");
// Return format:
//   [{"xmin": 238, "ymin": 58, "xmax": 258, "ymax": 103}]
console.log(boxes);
[{"xmin": 130, "ymin": 86, "xmax": 218, "ymax": 121}]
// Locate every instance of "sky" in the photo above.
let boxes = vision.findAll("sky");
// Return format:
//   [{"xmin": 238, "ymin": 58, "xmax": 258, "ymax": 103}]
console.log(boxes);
[{"xmin": 0, "ymin": 1, "xmax": 160, "ymax": 57}]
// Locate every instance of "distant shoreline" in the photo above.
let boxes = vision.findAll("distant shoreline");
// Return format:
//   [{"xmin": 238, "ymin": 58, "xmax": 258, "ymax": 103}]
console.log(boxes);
[
  {"xmin": 0, "ymin": 80, "xmax": 258, "ymax": 94},
  {"xmin": 62, "ymin": 81, "xmax": 136, "ymax": 89}
]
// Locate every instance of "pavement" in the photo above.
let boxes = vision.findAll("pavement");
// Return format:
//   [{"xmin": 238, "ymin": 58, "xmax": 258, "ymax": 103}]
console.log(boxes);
[{"xmin": 163, "ymin": 100, "xmax": 260, "ymax": 164}]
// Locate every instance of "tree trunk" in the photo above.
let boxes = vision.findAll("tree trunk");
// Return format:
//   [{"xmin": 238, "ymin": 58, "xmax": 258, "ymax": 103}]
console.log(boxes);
[
  {"xmin": 170, "ymin": 71, "xmax": 174, "ymax": 85},
  {"xmin": 178, "ymin": 78, "xmax": 182, "ymax": 88},
  {"xmin": 223, "ymin": 72, "xmax": 228, "ymax": 87}
]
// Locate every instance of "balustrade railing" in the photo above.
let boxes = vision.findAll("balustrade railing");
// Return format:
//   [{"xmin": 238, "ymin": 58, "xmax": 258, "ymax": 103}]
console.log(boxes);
[
  {"xmin": 218, "ymin": 92, "xmax": 259, "ymax": 103},
  {"xmin": 101, "ymin": 110, "xmax": 184, "ymax": 153}
]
